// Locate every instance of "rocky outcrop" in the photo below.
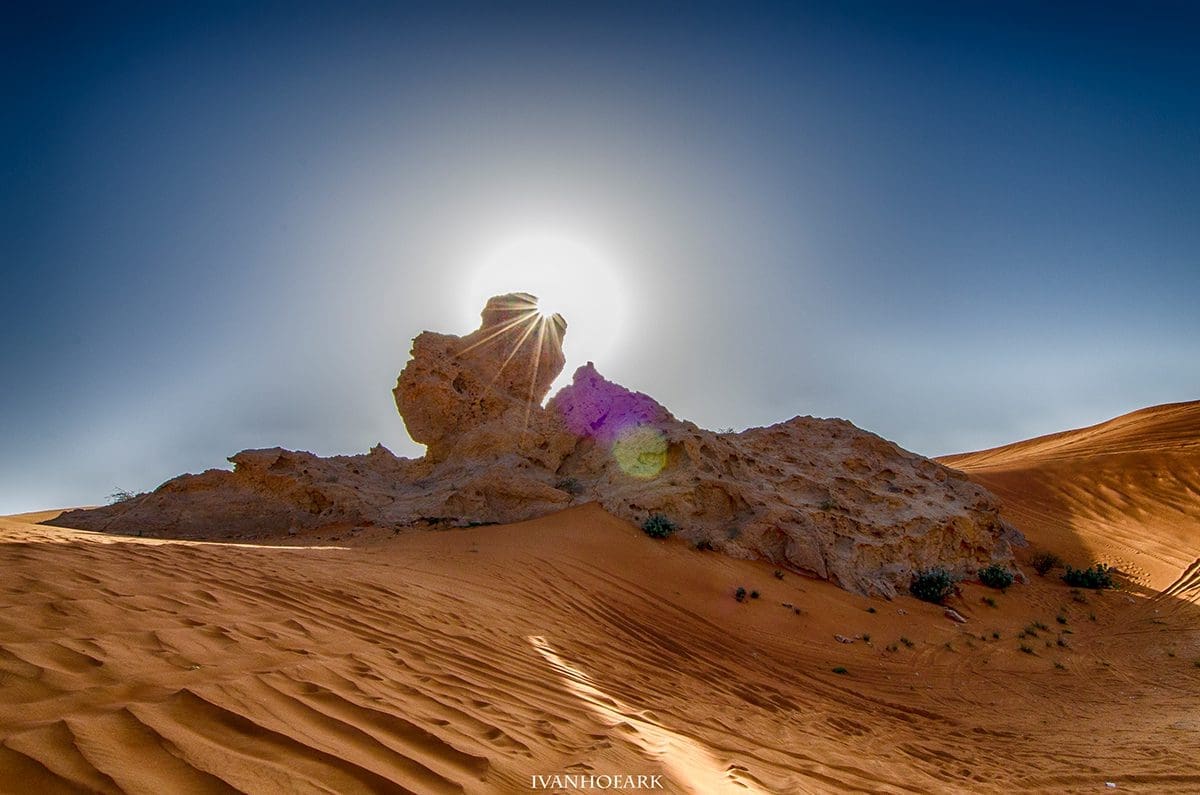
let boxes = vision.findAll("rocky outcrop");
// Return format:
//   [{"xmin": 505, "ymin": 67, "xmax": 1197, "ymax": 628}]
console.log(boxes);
[
  {"xmin": 49, "ymin": 292, "xmax": 1021, "ymax": 596},
  {"xmin": 394, "ymin": 292, "xmax": 566, "ymax": 462}
]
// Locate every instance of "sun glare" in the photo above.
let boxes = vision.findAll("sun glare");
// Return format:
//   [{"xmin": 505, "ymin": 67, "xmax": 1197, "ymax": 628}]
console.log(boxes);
[{"xmin": 465, "ymin": 232, "xmax": 627, "ymax": 383}]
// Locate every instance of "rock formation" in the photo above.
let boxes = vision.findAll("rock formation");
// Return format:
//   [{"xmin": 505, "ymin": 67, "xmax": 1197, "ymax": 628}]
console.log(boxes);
[{"xmin": 49, "ymin": 292, "xmax": 1021, "ymax": 596}]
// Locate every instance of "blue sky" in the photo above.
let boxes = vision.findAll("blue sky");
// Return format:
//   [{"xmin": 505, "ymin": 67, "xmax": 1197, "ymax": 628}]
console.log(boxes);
[{"xmin": 3, "ymin": 1, "xmax": 1198, "ymax": 513}]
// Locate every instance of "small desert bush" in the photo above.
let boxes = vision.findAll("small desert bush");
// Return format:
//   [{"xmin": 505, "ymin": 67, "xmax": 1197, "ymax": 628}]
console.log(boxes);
[
  {"xmin": 108, "ymin": 488, "xmax": 138, "ymax": 504},
  {"xmin": 773, "ymin": 570, "xmax": 784, "ymax": 580},
  {"xmin": 1056, "ymin": 613, "xmax": 1068, "ymax": 625},
  {"xmin": 867, "ymin": 606, "xmax": 877, "ymax": 614},
  {"xmin": 692, "ymin": 539, "xmax": 715, "ymax": 552},
  {"xmin": 862, "ymin": 633, "xmax": 871, "ymax": 643},
  {"xmin": 1019, "ymin": 644, "xmax": 1035, "ymax": 655},
  {"xmin": 900, "ymin": 636, "xmax": 914, "ymax": 648},
  {"xmin": 1062, "ymin": 563, "xmax": 1115, "ymax": 589},
  {"xmin": 909, "ymin": 568, "xmax": 955, "ymax": 604},
  {"xmin": 750, "ymin": 590, "xmax": 760, "ymax": 600},
  {"xmin": 832, "ymin": 666, "xmax": 848, "ymax": 675},
  {"xmin": 735, "ymin": 587, "xmax": 747, "ymax": 602},
  {"xmin": 982, "ymin": 596, "xmax": 997, "ymax": 608},
  {"xmin": 1029, "ymin": 550, "xmax": 1063, "ymax": 576},
  {"xmin": 886, "ymin": 643, "xmax": 898, "ymax": 652},
  {"xmin": 641, "ymin": 513, "xmax": 676, "ymax": 539},
  {"xmin": 978, "ymin": 564, "xmax": 1014, "ymax": 591}
]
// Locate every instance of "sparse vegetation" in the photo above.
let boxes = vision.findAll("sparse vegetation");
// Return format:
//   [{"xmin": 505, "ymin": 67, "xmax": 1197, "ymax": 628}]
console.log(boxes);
[
  {"xmin": 1054, "ymin": 661, "xmax": 1066, "ymax": 670},
  {"xmin": 641, "ymin": 514, "xmax": 676, "ymax": 539},
  {"xmin": 554, "ymin": 477, "xmax": 584, "ymax": 496},
  {"xmin": 735, "ymin": 587, "xmax": 747, "ymax": 602},
  {"xmin": 832, "ymin": 666, "xmax": 848, "ymax": 675},
  {"xmin": 900, "ymin": 636, "xmax": 914, "ymax": 648},
  {"xmin": 1033, "ymin": 620, "xmax": 1050, "ymax": 632},
  {"xmin": 992, "ymin": 631, "xmax": 1000, "ymax": 639},
  {"xmin": 862, "ymin": 633, "xmax": 871, "ymax": 643},
  {"xmin": 1070, "ymin": 588, "xmax": 1088, "ymax": 604},
  {"xmin": 978, "ymin": 564, "xmax": 1014, "ymax": 591},
  {"xmin": 818, "ymin": 498, "xmax": 839, "ymax": 511},
  {"xmin": 692, "ymin": 539, "xmax": 715, "ymax": 552},
  {"xmin": 1019, "ymin": 644, "xmax": 1035, "ymax": 655},
  {"xmin": 750, "ymin": 590, "xmax": 760, "ymax": 600},
  {"xmin": 108, "ymin": 488, "xmax": 138, "ymax": 504},
  {"xmin": 1088, "ymin": 612, "xmax": 1097, "ymax": 622},
  {"xmin": 886, "ymin": 644, "xmax": 898, "ymax": 652},
  {"xmin": 1056, "ymin": 614, "xmax": 1068, "ymax": 625},
  {"xmin": 773, "ymin": 570, "xmax": 784, "ymax": 580},
  {"xmin": 982, "ymin": 596, "xmax": 997, "ymax": 608},
  {"xmin": 909, "ymin": 568, "xmax": 955, "ymax": 604},
  {"xmin": 1057, "ymin": 636, "xmax": 1069, "ymax": 648},
  {"xmin": 1030, "ymin": 550, "xmax": 1063, "ymax": 576},
  {"xmin": 1062, "ymin": 563, "xmax": 1115, "ymax": 590}
]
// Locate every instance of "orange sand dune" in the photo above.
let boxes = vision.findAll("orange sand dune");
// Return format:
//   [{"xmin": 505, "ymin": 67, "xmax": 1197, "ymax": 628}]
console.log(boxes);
[
  {"xmin": 941, "ymin": 401, "xmax": 1200, "ymax": 590},
  {"xmin": 2, "ymin": 502, "xmax": 1198, "ymax": 793}
]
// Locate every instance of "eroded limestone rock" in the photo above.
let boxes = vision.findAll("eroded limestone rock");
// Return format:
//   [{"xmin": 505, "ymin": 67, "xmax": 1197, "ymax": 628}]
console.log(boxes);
[{"xmin": 49, "ymin": 293, "xmax": 1020, "ymax": 596}]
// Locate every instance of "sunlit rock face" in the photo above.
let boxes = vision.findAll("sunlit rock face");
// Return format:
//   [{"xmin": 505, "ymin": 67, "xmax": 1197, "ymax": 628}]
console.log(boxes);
[
  {"xmin": 394, "ymin": 292, "xmax": 566, "ymax": 462},
  {"xmin": 50, "ymin": 293, "xmax": 1021, "ymax": 596}
]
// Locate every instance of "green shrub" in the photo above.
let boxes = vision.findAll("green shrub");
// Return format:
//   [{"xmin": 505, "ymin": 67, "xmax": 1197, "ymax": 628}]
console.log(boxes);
[
  {"xmin": 1019, "ymin": 644, "xmax": 1034, "ymax": 655},
  {"xmin": 735, "ymin": 587, "xmax": 747, "ymax": 602},
  {"xmin": 832, "ymin": 666, "xmax": 848, "ymax": 675},
  {"xmin": 750, "ymin": 590, "xmax": 760, "ymax": 599},
  {"xmin": 1062, "ymin": 563, "xmax": 1115, "ymax": 589},
  {"xmin": 1030, "ymin": 550, "xmax": 1063, "ymax": 576},
  {"xmin": 108, "ymin": 488, "xmax": 138, "ymax": 504},
  {"xmin": 978, "ymin": 564, "xmax": 1014, "ymax": 591},
  {"xmin": 1056, "ymin": 614, "xmax": 1068, "ymax": 625},
  {"xmin": 909, "ymin": 568, "xmax": 955, "ymax": 604},
  {"xmin": 867, "ymin": 606, "xmax": 877, "ymax": 614},
  {"xmin": 641, "ymin": 514, "xmax": 676, "ymax": 539},
  {"xmin": 900, "ymin": 636, "xmax": 914, "ymax": 648}
]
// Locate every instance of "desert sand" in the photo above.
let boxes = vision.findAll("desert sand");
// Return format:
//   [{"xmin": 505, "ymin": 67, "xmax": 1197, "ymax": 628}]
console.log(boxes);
[
  {"xmin": 3, "ymin": 301, "xmax": 1197, "ymax": 793},
  {"xmin": 3, "ymin": 441, "xmax": 1199, "ymax": 793},
  {"xmin": 941, "ymin": 401, "xmax": 1200, "ymax": 593}
]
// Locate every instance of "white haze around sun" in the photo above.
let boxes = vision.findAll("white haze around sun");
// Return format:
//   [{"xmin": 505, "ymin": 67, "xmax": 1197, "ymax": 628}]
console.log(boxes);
[{"xmin": 464, "ymin": 232, "xmax": 629, "ymax": 396}]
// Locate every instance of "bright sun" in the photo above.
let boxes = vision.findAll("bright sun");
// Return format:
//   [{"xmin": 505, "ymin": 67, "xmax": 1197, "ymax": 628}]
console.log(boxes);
[{"xmin": 465, "ymin": 232, "xmax": 627, "ymax": 381}]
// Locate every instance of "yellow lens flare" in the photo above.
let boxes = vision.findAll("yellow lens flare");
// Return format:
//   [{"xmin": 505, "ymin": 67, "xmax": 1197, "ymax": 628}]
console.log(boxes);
[{"xmin": 612, "ymin": 425, "xmax": 668, "ymax": 479}]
